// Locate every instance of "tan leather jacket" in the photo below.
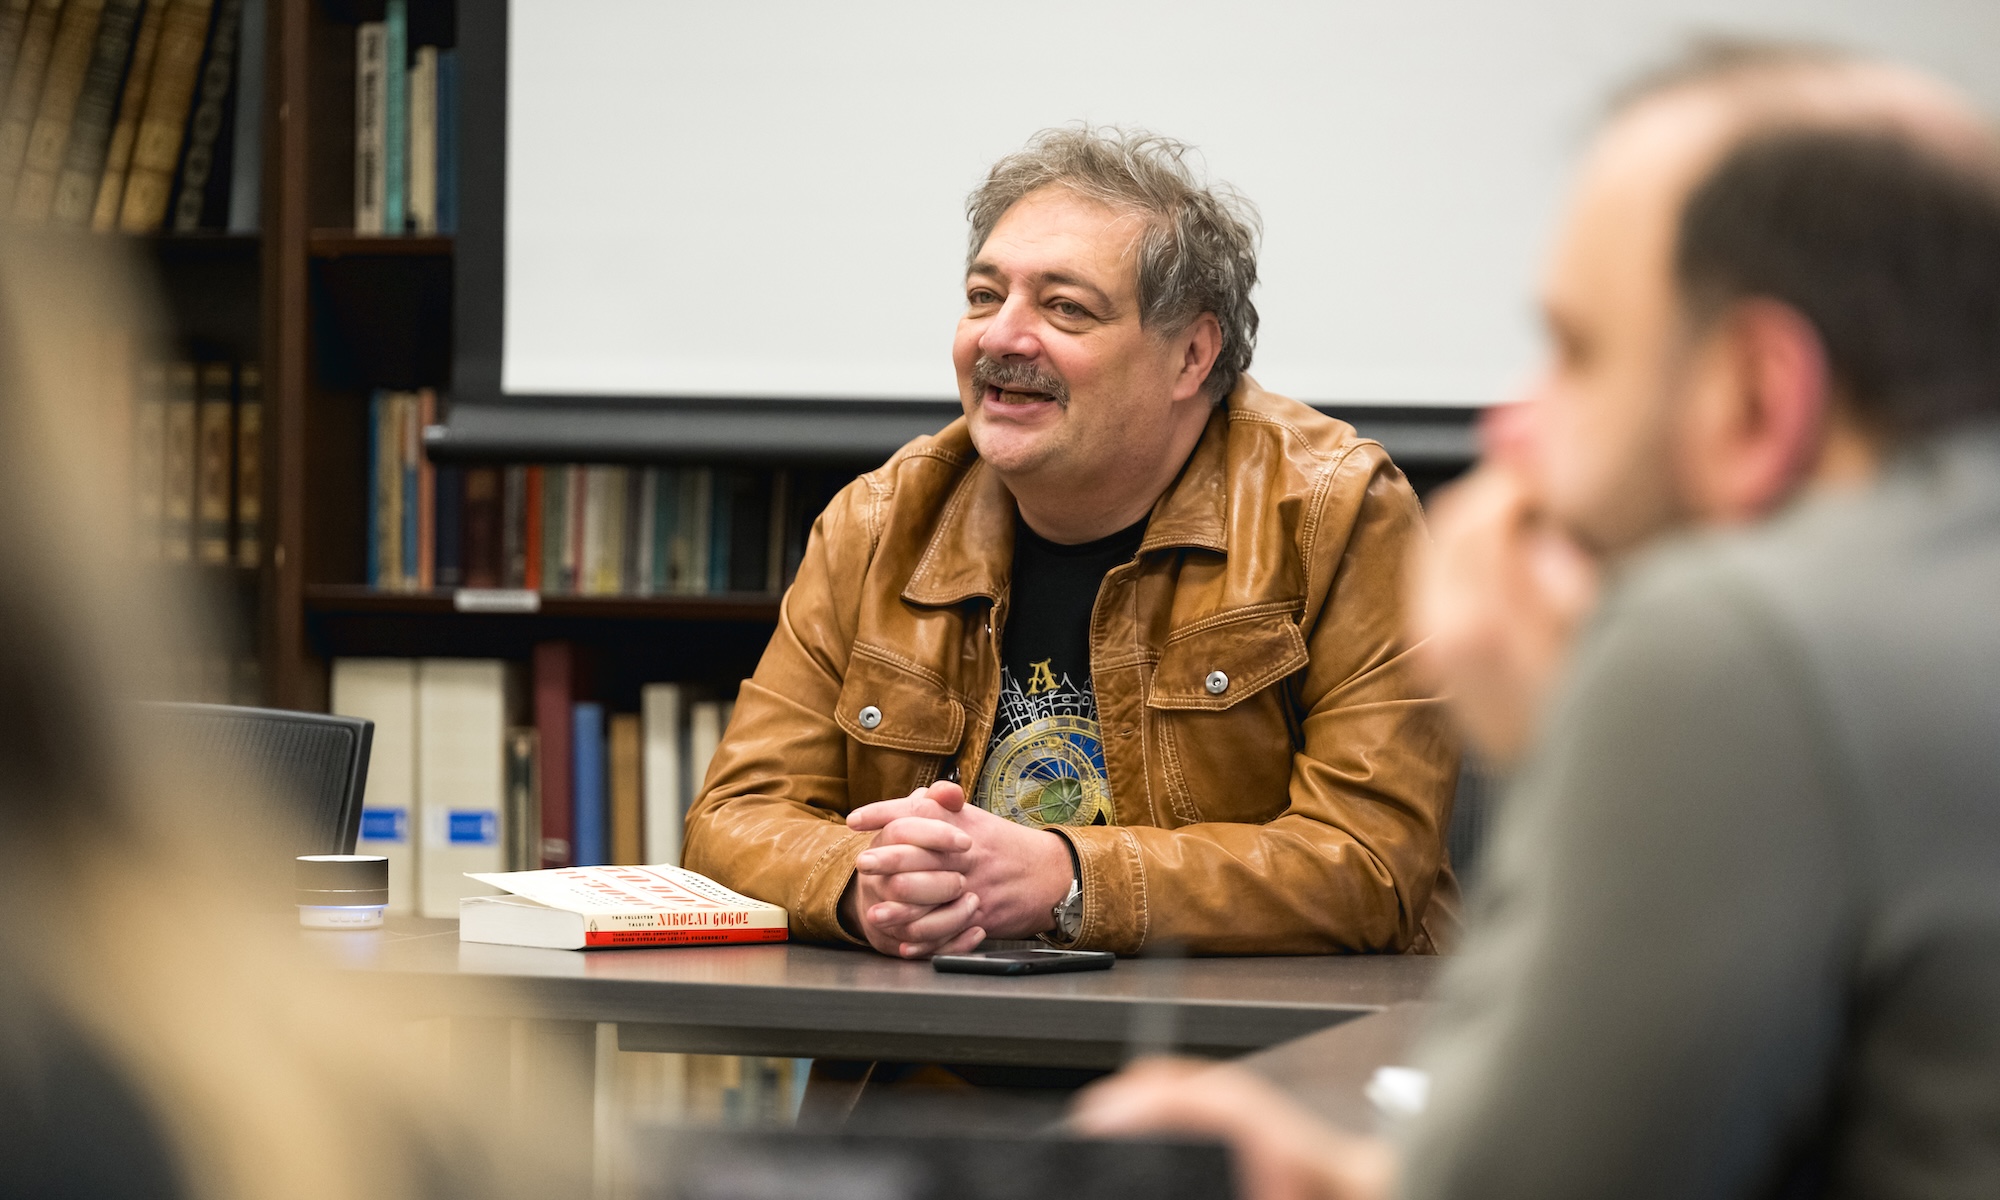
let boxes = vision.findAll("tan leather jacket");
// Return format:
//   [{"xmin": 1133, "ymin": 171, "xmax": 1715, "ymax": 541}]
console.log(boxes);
[{"xmin": 685, "ymin": 380, "xmax": 1461, "ymax": 955}]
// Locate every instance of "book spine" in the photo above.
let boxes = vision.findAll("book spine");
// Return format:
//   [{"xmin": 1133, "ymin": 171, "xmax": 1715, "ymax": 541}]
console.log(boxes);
[
  {"xmin": 222, "ymin": 0, "xmax": 257, "ymax": 231},
  {"xmin": 609, "ymin": 712, "xmax": 641, "ymax": 865},
  {"xmin": 585, "ymin": 465, "xmax": 626, "ymax": 595},
  {"xmin": 87, "ymin": 0, "xmax": 157, "ymax": 229},
  {"xmin": 499, "ymin": 464, "xmax": 526, "ymax": 588},
  {"xmin": 503, "ymin": 728, "xmax": 539, "ymax": 873},
  {"xmin": 381, "ymin": 0, "xmax": 403, "ymax": 233},
  {"xmin": 31, "ymin": 0, "xmax": 139, "ymax": 225},
  {"xmin": 0, "ymin": 0, "xmax": 65, "ymax": 184},
  {"xmin": 168, "ymin": 0, "xmax": 238, "ymax": 232},
  {"xmin": 641, "ymin": 683, "xmax": 685, "ymax": 866},
  {"xmin": 415, "ymin": 658, "xmax": 511, "ymax": 919},
  {"xmin": 522, "ymin": 464, "xmax": 544, "ymax": 591},
  {"xmin": 193, "ymin": 361, "xmax": 233, "ymax": 564},
  {"xmin": 233, "ymin": 362, "xmax": 260, "ymax": 567},
  {"xmin": 708, "ymin": 468, "xmax": 734, "ymax": 593},
  {"xmin": 414, "ymin": 387, "xmax": 434, "ymax": 590},
  {"xmin": 531, "ymin": 640, "xmax": 575, "ymax": 868},
  {"xmin": 352, "ymin": 19, "xmax": 382, "ymax": 233},
  {"xmin": 433, "ymin": 45, "xmax": 454, "ymax": 233},
  {"xmin": 538, "ymin": 462, "xmax": 566, "ymax": 594},
  {"xmin": 372, "ymin": 389, "xmax": 402, "ymax": 589},
  {"xmin": 398, "ymin": 392, "xmax": 417, "ymax": 589},
  {"xmin": 582, "ymin": 925, "xmax": 787, "ymax": 948},
  {"xmin": 132, "ymin": 361, "xmax": 164, "ymax": 560},
  {"xmin": 766, "ymin": 468, "xmax": 789, "ymax": 594},
  {"xmin": 688, "ymin": 467, "xmax": 712, "ymax": 594},
  {"xmin": 331, "ymin": 658, "xmax": 418, "ymax": 916},
  {"xmin": 571, "ymin": 701, "xmax": 606, "ymax": 868},
  {"xmin": 0, "ymin": 0, "xmax": 34, "ymax": 104},
  {"xmin": 631, "ymin": 467, "xmax": 656, "ymax": 597},
  {"xmin": 406, "ymin": 41, "xmax": 432, "ymax": 233},
  {"xmin": 13, "ymin": 0, "xmax": 109, "ymax": 220},
  {"xmin": 432, "ymin": 462, "xmax": 461, "ymax": 587},
  {"xmin": 461, "ymin": 464, "xmax": 502, "ymax": 589},
  {"xmin": 660, "ymin": 472, "xmax": 684, "ymax": 596},
  {"xmin": 564, "ymin": 463, "xmax": 584, "ymax": 594},
  {"xmin": 117, "ymin": 0, "xmax": 215, "ymax": 232},
  {"xmin": 731, "ymin": 469, "xmax": 770, "ymax": 594},
  {"xmin": 160, "ymin": 361, "xmax": 197, "ymax": 563}
]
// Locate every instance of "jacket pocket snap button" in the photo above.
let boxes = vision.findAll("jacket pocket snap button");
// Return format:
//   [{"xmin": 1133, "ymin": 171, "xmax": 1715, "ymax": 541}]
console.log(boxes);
[
  {"xmin": 1204, "ymin": 670, "xmax": 1229, "ymax": 696},
  {"xmin": 857, "ymin": 705, "xmax": 883, "ymax": 729}
]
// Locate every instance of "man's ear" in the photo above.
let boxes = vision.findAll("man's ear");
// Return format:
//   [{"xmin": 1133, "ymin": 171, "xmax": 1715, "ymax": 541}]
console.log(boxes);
[
  {"xmin": 1688, "ymin": 298, "xmax": 1832, "ymax": 522},
  {"xmin": 1172, "ymin": 313, "xmax": 1224, "ymax": 403}
]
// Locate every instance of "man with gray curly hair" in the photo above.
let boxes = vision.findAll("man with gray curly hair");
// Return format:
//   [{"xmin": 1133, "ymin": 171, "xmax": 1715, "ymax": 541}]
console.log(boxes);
[{"xmin": 686, "ymin": 127, "xmax": 1459, "ymax": 965}]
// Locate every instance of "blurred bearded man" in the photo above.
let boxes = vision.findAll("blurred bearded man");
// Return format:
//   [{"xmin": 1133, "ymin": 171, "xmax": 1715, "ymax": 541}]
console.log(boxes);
[
  {"xmin": 684, "ymin": 128, "xmax": 1459, "ymax": 962},
  {"xmin": 1078, "ymin": 41, "xmax": 2000, "ymax": 1200}
]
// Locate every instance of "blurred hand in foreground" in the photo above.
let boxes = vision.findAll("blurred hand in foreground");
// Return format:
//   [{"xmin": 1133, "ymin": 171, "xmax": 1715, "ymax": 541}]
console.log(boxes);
[
  {"xmin": 1408, "ymin": 404, "xmax": 1600, "ymax": 769},
  {"xmin": 1073, "ymin": 1058, "xmax": 1396, "ymax": 1200},
  {"xmin": 840, "ymin": 781, "xmax": 1073, "ymax": 958}
]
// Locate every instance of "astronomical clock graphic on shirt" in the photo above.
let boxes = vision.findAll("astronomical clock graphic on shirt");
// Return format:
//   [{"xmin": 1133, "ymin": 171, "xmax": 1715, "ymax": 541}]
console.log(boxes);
[{"xmin": 973, "ymin": 660, "xmax": 1116, "ymax": 828}]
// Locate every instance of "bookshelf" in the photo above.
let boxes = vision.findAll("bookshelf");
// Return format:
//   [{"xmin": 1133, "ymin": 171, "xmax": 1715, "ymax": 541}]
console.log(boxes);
[
  {"xmin": 185, "ymin": 1, "xmax": 1481, "ymax": 715},
  {"xmin": 248, "ymin": 0, "xmax": 851, "ymax": 713}
]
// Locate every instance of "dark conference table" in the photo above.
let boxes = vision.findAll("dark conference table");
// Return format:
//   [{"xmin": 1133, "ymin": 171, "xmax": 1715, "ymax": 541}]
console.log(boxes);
[{"xmin": 314, "ymin": 917, "xmax": 1444, "ymax": 1070}]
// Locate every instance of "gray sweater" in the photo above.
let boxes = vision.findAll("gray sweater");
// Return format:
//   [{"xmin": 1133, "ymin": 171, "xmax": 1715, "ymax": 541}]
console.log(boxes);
[{"xmin": 1404, "ymin": 425, "xmax": 2000, "ymax": 1200}]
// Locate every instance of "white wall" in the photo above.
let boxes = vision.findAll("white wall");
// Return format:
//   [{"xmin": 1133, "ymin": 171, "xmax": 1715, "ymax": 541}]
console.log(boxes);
[{"xmin": 504, "ymin": 0, "xmax": 2000, "ymax": 407}]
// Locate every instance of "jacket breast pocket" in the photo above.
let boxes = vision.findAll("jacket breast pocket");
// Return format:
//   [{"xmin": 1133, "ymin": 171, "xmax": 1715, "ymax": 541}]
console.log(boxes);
[
  {"xmin": 835, "ymin": 642, "xmax": 966, "ymax": 755},
  {"xmin": 1144, "ymin": 605, "xmax": 1306, "ymax": 825},
  {"xmin": 1148, "ymin": 605, "xmax": 1308, "ymax": 712}
]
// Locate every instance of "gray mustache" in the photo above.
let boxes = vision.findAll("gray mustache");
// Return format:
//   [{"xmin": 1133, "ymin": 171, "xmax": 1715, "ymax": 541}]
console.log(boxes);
[{"xmin": 971, "ymin": 357, "xmax": 1070, "ymax": 407}]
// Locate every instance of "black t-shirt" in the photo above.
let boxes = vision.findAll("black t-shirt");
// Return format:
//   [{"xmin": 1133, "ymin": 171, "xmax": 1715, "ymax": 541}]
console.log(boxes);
[{"xmin": 970, "ymin": 515, "xmax": 1146, "ymax": 828}]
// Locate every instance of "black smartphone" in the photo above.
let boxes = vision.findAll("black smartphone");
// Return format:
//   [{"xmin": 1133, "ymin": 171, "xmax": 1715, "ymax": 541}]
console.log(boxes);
[{"xmin": 931, "ymin": 948, "xmax": 1116, "ymax": 976}]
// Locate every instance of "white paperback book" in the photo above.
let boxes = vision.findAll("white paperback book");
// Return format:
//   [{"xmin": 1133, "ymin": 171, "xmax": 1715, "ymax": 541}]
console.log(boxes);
[
  {"xmin": 331, "ymin": 658, "xmax": 418, "ymax": 915},
  {"xmin": 417, "ymin": 659, "xmax": 514, "ymax": 918},
  {"xmin": 687, "ymin": 698, "xmax": 731, "ymax": 805},
  {"xmin": 459, "ymin": 864, "xmax": 786, "ymax": 949},
  {"xmin": 641, "ymin": 682, "xmax": 686, "ymax": 866}
]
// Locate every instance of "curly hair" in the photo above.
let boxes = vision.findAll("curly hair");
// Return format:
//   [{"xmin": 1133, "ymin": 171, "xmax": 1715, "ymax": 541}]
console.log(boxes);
[{"xmin": 966, "ymin": 126, "xmax": 1262, "ymax": 402}]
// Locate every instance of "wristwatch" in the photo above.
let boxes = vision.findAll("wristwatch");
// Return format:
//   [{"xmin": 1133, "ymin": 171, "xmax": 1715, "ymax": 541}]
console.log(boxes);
[{"xmin": 1050, "ymin": 855, "xmax": 1084, "ymax": 944}]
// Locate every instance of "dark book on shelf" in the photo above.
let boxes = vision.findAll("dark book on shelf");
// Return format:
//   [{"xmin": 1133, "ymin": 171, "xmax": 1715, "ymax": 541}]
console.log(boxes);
[
  {"xmin": 532, "ymin": 640, "xmax": 579, "ymax": 869},
  {"xmin": 118, "ymin": 0, "xmax": 216, "ymax": 232},
  {"xmin": 0, "ymin": 2, "xmax": 34, "ymax": 107},
  {"xmin": 169, "ymin": 0, "xmax": 242, "ymax": 231},
  {"xmin": 193, "ymin": 361, "xmax": 234, "ymax": 565},
  {"xmin": 461, "ymin": 465, "xmax": 503, "ymax": 589},
  {"xmin": 48, "ymin": 0, "xmax": 146, "ymax": 226},
  {"xmin": 0, "ymin": 0, "xmax": 66, "ymax": 187},
  {"xmin": 88, "ymin": 0, "xmax": 160, "ymax": 229},
  {"xmin": 432, "ymin": 461, "xmax": 462, "ymax": 588}
]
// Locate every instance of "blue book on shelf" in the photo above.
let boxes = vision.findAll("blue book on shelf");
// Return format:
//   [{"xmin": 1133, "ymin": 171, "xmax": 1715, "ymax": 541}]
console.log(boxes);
[
  {"xmin": 366, "ymin": 391, "xmax": 382, "ymax": 587},
  {"xmin": 384, "ymin": 0, "xmax": 408, "ymax": 233},
  {"xmin": 435, "ymin": 48, "xmax": 457, "ymax": 234},
  {"xmin": 571, "ymin": 703, "xmax": 608, "ymax": 867}
]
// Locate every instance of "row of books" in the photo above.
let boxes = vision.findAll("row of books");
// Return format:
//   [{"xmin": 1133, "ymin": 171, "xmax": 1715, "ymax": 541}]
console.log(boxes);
[
  {"xmin": 133, "ymin": 358, "xmax": 261, "ymax": 565},
  {"xmin": 0, "ymin": 0, "xmax": 263, "ymax": 232},
  {"xmin": 331, "ymin": 650, "xmax": 735, "ymax": 919},
  {"xmin": 354, "ymin": 1, "xmax": 454, "ymax": 235},
  {"xmin": 366, "ymin": 390, "xmax": 842, "ymax": 597}
]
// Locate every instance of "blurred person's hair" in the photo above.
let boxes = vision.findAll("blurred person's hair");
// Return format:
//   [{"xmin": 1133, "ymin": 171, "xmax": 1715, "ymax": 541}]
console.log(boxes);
[
  {"xmin": 0, "ymin": 233, "xmax": 573, "ymax": 1200},
  {"xmin": 1677, "ymin": 126, "xmax": 2000, "ymax": 436},
  {"xmin": 1604, "ymin": 35, "xmax": 1858, "ymax": 118},
  {"xmin": 1610, "ymin": 36, "xmax": 2000, "ymax": 438},
  {"xmin": 965, "ymin": 125, "xmax": 1262, "ymax": 403}
]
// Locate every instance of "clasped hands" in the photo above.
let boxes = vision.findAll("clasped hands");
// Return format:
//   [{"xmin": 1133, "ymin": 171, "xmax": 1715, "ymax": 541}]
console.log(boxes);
[{"xmin": 838, "ymin": 780, "xmax": 1074, "ymax": 959}]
